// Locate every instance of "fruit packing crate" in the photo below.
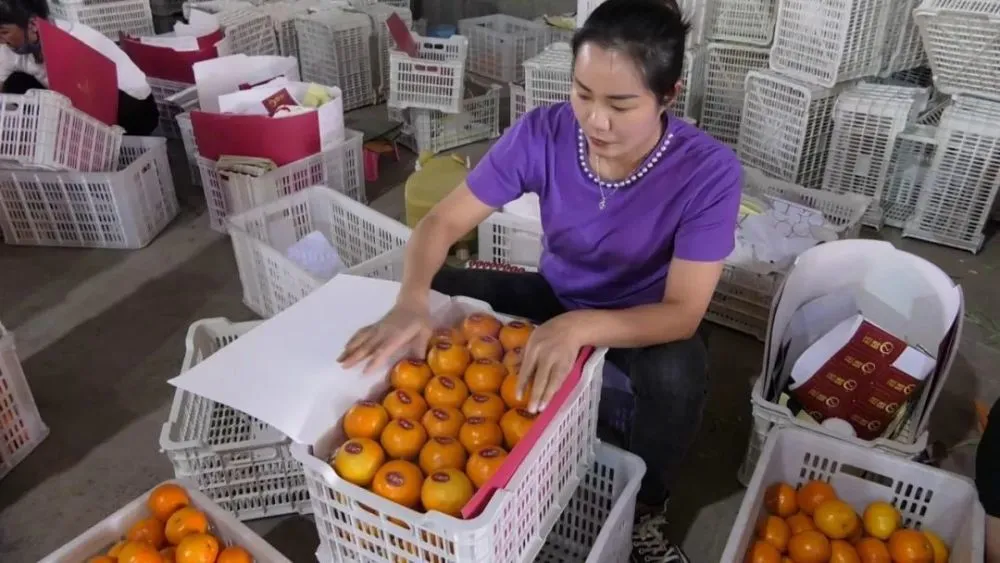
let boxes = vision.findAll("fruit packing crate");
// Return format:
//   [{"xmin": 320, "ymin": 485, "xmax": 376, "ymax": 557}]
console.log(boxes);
[
  {"xmin": 699, "ymin": 42, "xmax": 770, "ymax": 148},
  {"xmin": 523, "ymin": 42, "xmax": 572, "ymax": 111},
  {"xmin": 355, "ymin": 3, "xmax": 413, "ymax": 102},
  {"xmin": 292, "ymin": 296, "xmax": 608, "ymax": 563},
  {"xmin": 216, "ymin": 7, "xmax": 279, "ymax": 57},
  {"xmin": 458, "ymin": 14, "xmax": 550, "ymax": 83},
  {"xmin": 395, "ymin": 82, "xmax": 502, "ymax": 155},
  {"xmin": 148, "ymin": 78, "xmax": 195, "ymax": 140},
  {"xmin": 0, "ymin": 137, "xmax": 179, "ymax": 250},
  {"xmin": 51, "ymin": 0, "xmax": 154, "ymax": 41},
  {"xmin": 508, "ymin": 82, "xmax": 526, "ymax": 130},
  {"xmin": 477, "ymin": 211, "xmax": 544, "ymax": 271},
  {"xmin": 389, "ymin": 33, "xmax": 469, "ymax": 114},
  {"xmin": 227, "ymin": 186, "xmax": 412, "ymax": 319},
  {"xmin": 295, "ymin": 8, "xmax": 378, "ymax": 111},
  {"xmin": 704, "ymin": 0, "xmax": 778, "ymax": 46},
  {"xmin": 175, "ymin": 112, "xmax": 201, "ymax": 188},
  {"xmin": 159, "ymin": 319, "xmax": 314, "ymax": 520},
  {"xmin": 672, "ymin": 47, "xmax": 706, "ymax": 123},
  {"xmin": 40, "ymin": 480, "xmax": 292, "ymax": 561},
  {"xmin": 723, "ymin": 427, "xmax": 984, "ymax": 560},
  {"xmin": 914, "ymin": 0, "xmax": 1000, "ymax": 102},
  {"xmin": 196, "ymin": 128, "xmax": 364, "ymax": 233},
  {"xmin": 0, "ymin": 321, "xmax": 48, "ymax": 481}
]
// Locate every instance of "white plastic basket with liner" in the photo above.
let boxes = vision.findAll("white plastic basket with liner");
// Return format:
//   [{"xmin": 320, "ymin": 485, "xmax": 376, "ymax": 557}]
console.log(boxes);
[{"xmin": 0, "ymin": 321, "xmax": 48, "ymax": 481}]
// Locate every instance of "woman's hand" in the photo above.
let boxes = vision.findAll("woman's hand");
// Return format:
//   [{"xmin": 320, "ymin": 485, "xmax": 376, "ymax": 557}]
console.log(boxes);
[
  {"xmin": 517, "ymin": 312, "xmax": 585, "ymax": 413},
  {"xmin": 338, "ymin": 301, "xmax": 433, "ymax": 374}
]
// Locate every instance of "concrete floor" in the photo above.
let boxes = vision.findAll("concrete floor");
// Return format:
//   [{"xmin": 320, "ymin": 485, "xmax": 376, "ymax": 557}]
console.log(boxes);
[{"xmin": 1, "ymin": 107, "xmax": 998, "ymax": 562}]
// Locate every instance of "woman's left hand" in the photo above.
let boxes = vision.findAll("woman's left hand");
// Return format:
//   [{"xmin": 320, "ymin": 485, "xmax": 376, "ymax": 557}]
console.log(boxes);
[{"xmin": 517, "ymin": 312, "xmax": 585, "ymax": 413}]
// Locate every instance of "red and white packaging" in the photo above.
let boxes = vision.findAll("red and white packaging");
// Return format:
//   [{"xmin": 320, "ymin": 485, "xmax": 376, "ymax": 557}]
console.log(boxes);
[{"xmin": 120, "ymin": 10, "xmax": 230, "ymax": 84}]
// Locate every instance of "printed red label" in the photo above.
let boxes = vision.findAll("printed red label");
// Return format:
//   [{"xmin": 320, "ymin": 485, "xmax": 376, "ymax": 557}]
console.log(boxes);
[
  {"xmin": 476, "ymin": 358, "xmax": 493, "ymax": 365},
  {"xmin": 359, "ymin": 400, "xmax": 378, "ymax": 407},
  {"xmin": 468, "ymin": 416, "xmax": 485, "ymax": 424},
  {"xmin": 480, "ymin": 448, "xmax": 500, "ymax": 459},
  {"xmin": 479, "ymin": 335, "xmax": 497, "ymax": 343},
  {"xmin": 408, "ymin": 359, "xmax": 426, "ymax": 366},
  {"xmin": 344, "ymin": 441, "xmax": 363, "ymax": 454},
  {"xmin": 431, "ymin": 472, "xmax": 450, "ymax": 483},
  {"xmin": 396, "ymin": 390, "xmax": 412, "ymax": 404},
  {"xmin": 508, "ymin": 321, "xmax": 526, "ymax": 329},
  {"xmin": 473, "ymin": 394, "xmax": 489, "ymax": 403},
  {"xmin": 436, "ymin": 341, "xmax": 452, "ymax": 350},
  {"xmin": 432, "ymin": 408, "xmax": 449, "ymax": 421},
  {"xmin": 516, "ymin": 409, "xmax": 536, "ymax": 419},
  {"xmin": 386, "ymin": 472, "xmax": 404, "ymax": 486},
  {"xmin": 398, "ymin": 419, "xmax": 414, "ymax": 430},
  {"xmin": 434, "ymin": 436, "xmax": 455, "ymax": 445},
  {"xmin": 440, "ymin": 377, "xmax": 455, "ymax": 389}
]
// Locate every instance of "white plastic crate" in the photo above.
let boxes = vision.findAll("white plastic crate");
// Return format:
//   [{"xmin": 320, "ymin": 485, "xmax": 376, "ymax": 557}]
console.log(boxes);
[
  {"xmin": 699, "ymin": 43, "xmax": 769, "ymax": 147},
  {"xmin": 0, "ymin": 322, "xmax": 47, "ymax": 481},
  {"xmin": 478, "ymin": 210, "xmax": 543, "ymax": 269},
  {"xmin": 148, "ymin": 77, "xmax": 192, "ymax": 139},
  {"xmin": 389, "ymin": 33, "xmax": 469, "ymax": 114},
  {"xmin": 0, "ymin": 137, "xmax": 178, "ymax": 249},
  {"xmin": 576, "ymin": 0, "xmax": 603, "ymax": 28},
  {"xmin": 40, "ymin": 479, "xmax": 293, "ymax": 561},
  {"xmin": 159, "ymin": 319, "xmax": 312, "ymax": 520},
  {"xmin": 51, "ymin": 0, "xmax": 154, "ymax": 40},
  {"xmin": 770, "ymin": 0, "xmax": 891, "ymax": 88},
  {"xmin": 0, "ymin": 90, "xmax": 123, "ymax": 172},
  {"xmin": 175, "ymin": 112, "xmax": 201, "ymax": 188},
  {"xmin": 524, "ymin": 42, "xmax": 572, "ymax": 110},
  {"xmin": 397, "ymin": 83, "xmax": 501, "ymax": 154},
  {"xmin": 197, "ymin": 128, "xmax": 363, "ymax": 233},
  {"xmin": 705, "ymin": 0, "xmax": 777, "ymax": 46},
  {"xmin": 217, "ymin": 7, "xmax": 280, "ymax": 56},
  {"xmin": 903, "ymin": 97, "xmax": 1000, "ymax": 253},
  {"xmin": 918, "ymin": 94, "xmax": 952, "ymax": 126},
  {"xmin": 725, "ymin": 428, "xmax": 982, "ymax": 561},
  {"xmin": 883, "ymin": 125, "xmax": 938, "ymax": 229},
  {"xmin": 672, "ymin": 47, "xmax": 705, "ymax": 122},
  {"xmin": 459, "ymin": 14, "xmax": 549, "ymax": 83},
  {"xmin": 509, "ymin": 82, "xmax": 526, "ymax": 128},
  {"xmin": 821, "ymin": 84, "xmax": 928, "ymax": 229},
  {"xmin": 738, "ymin": 70, "xmax": 846, "ymax": 190},
  {"xmin": 227, "ymin": 186, "xmax": 412, "ymax": 318},
  {"xmin": 295, "ymin": 297, "xmax": 606, "ymax": 563},
  {"xmin": 880, "ymin": 0, "xmax": 926, "ymax": 76},
  {"xmin": 354, "ymin": 3, "xmax": 413, "ymax": 101},
  {"xmin": 914, "ymin": 0, "xmax": 1000, "ymax": 101}
]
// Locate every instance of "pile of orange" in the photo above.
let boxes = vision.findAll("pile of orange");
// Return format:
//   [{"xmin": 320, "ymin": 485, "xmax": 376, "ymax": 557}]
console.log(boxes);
[
  {"xmin": 747, "ymin": 479, "xmax": 950, "ymax": 563},
  {"xmin": 332, "ymin": 313, "xmax": 538, "ymax": 518},
  {"xmin": 88, "ymin": 483, "xmax": 254, "ymax": 563}
]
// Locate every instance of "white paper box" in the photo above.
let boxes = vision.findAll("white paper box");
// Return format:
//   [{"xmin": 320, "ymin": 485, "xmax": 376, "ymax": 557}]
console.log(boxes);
[{"xmin": 194, "ymin": 54, "xmax": 299, "ymax": 113}]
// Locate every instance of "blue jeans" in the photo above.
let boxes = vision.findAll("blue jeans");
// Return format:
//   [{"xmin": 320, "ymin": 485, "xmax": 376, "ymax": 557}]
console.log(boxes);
[{"xmin": 432, "ymin": 266, "xmax": 709, "ymax": 506}]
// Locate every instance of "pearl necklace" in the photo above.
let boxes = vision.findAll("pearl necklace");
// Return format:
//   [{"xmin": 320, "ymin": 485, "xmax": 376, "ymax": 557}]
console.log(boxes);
[{"xmin": 577, "ymin": 127, "xmax": 675, "ymax": 210}]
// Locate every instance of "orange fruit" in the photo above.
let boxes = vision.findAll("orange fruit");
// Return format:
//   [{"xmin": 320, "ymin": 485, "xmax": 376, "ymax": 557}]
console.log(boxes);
[
  {"xmin": 498, "ymin": 320, "xmax": 534, "ymax": 352},
  {"xmin": 499, "ymin": 408, "xmax": 537, "ymax": 450},
  {"xmin": 466, "ymin": 446, "xmax": 508, "ymax": 488},
  {"xmin": 500, "ymin": 373, "xmax": 530, "ymax": 410},
  {"xmin": 745, "ymin": 539, "xmax": 782, "ymax": 563},
  {"xmin": 756, "ymin": 515, "xmax": 791, "ymax": 553},
  {"xmin": 383, "ymin": 388, "xmax": 429, "ymax": 421},
  {"xmin": 216, "ymin": 545, "xmax": 253, "ymax": 563},
  {"xmin": 418, "ymin": 436, "xmax": 468, "ymax": 474},
  {"xmin": 380, "ymin": 418, "xmax": 428, "ymax": 460},
  {"xmin": 89, "ymin": 557, "xmax": 117, "ymax": 563},
  {"xmin": 372, "ymin": 460, "xmax": 424, "ymax": 509},
  {"xmin": 343, "ymin": 400, "xmax": 390, "ymax": 440},
  {"xmin": 425, "ymin": 375, "xmax": 470, "ymax": 410},
  {"xmin": 786, "ymin": 512, "xmax": 816, "ymax": 535},
  {"xmin": 797, "ymin": 480, "xmax": 837, "ymax": 516},
  {"xmin": 862, "ymin": 502, "xmax": 901, "ymax": 540},
  {"xmin": 117, "ymin": 541, "xmax": 164, "ymax": 563},
  {"xmin": 421, "ymin": 407, "xmax": 465, "ymax": 439},
  {"xmin": 830, "ymin": 539, "xmax": 861, "ymax": 563},
  {"xmin": 814, "ymin": 499, "xmax": 860, "ymax": 540},
  {"xmin": 174, "ymin": 533, "xmax": 219, "ymax": 563},
  {"xmin": 855, "ymin": 537, "xmax": 892, "ymax": 563},
  {"xmin": 922, "ymin": 529, "xmax": 949, "ymax": 563},
  {"xmin": 390, "ymin": 358, "xmax": 434, "ymax": 392},
  {"xmin": 459, "ymin": 417, "xmax": 504, "ymax": 453},
  {"xmin": 159, "ymin": 547, "xmax": 176, "ymax": 563},
  {"xmin": 787, "ymin": 530, "xmax": 831, "ymax": 563},
  {"xmin": 127, "ymin": 517, "xmax": 167, "ymax": 549},
  {"xmin": 460, "ymin": 313, "xmax": 502, "ymax": 340},
  {"xmin": 164, "ymin": 507, "xmax": 209, "ymax": 546},
  {"xmin": 848, "ymin": 515, "xmax": 864, "ymax": 544},
  {"xmin": 462, "ymin": 392, "xmax": 507, "ymax": 421},
  {"xmin": 502, "ymin": 347, "xmax": 524, "ymax": 373},
  {"xmin": 108, "ymin": 540, "xmax": 129, "ymax": 557},
  {"xmin": 764, "ymin": 482, "xmax": 799, "ymax": 518},
  {"xmin": 463, "ymin": 359, "xmax": 508, "ymax": 394},
  {"xmin": 429, "ymin": 327, "xmax": 466, "ymax": 348},
  {"xmin": 332, "ymin": 437, "xmax": 386, "ymax": 487},
  {"xmin": 421, "ymin": 468, "xmax": 475, "ymax": 517},
  {"xmin": 467, "ymin": 335, "xmax": 504, "ymax": 362},
  {"xmin": 888, "ymin": 529, "xmax": 934, "ymax": 563},
  {"xmin": 147, "ymin": 484, "xmax": 191, "ymax": 522},
  {"xmin": 427, "ymin": 341, "xmax": 472, "ymax": 378}
]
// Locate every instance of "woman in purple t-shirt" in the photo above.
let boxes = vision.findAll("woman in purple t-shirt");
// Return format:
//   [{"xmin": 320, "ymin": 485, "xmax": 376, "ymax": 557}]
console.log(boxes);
[{"xmin": 341, "ymin": 1, "xmax": 741, "ymax": 560}]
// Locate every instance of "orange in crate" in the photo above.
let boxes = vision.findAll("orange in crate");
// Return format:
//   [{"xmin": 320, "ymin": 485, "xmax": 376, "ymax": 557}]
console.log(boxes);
[
  {"xmin": 390, "ymin": 359, "xmax": 434, "ymax": 392},
  {"xmin": 116, "ymin": 541, "xmax": 162, "ymax": 563},
  {"xmin": 419, "ymin": 436, "xmax": 468, "ymax": 474},
  {"xmin": 830, "ymin": 540, "xmax": 861, "ymax": 563},
  {"xmin": 216, "ymin": 546, "xmax": 253, "ymax": 563},
  {"xmin": 127, "ymin": 517, "xmax": 166, "ymax": 549},
  {"xmin": 372, "ymin": 460, "xmax": 424, "ymax": 509},
  {"xmin": 427, "ymin": 341, "xmax": 472, "ymax": 378},
  {"xmin": 756, "ymin": 515, "xmax": 790, "ymax": 553},
  {"xmin": 466, "ymin": 446, "xmax": 508, "ymax": 489},
  {"xmin": 175, "ymin": 532, "xmax": 219, "ymax": 563},
  {"xmin": 425, "ymin": 375, "xmax": 470, "ymax": 410},
  {"xmin": 498, "ymin": 320, "xmax": 534, "ymax": 351},
  {"xmin": 502, "ymin": 347, "xmax": 523, "ymax": 373},
  {"xmin": 787, "ymin": 512, "xmax": 816, "ymax": 535},
  {"xmin": 421, "ymin": 468, "xmax": 475, "ymax": 517},
  {"xmin": 383, "ymin": 389, "xmax": 428, "ymax": 421},
  {"xmin": 343, "ymin": 401, "xmax": 391, "ymax": 440},
  {"xmin": 500, "ymin": 373, "xmax": 530, "ymax": 410},
  {"xmin": 499, "ymin": 408, "xmax": 537, "ymax": 450},
  {"xmin": 462, "ymin": 392, "xmax": 506, "ymax": 421},
  {"xmin": 788, "ymin": 530, "xmax": 831, "ymax": 563},
  {"xmin": 463, "ymin": 358, "xmax": 507, "ymax": 394},
  {"xmin": 797, "ymin": 480, "xmax": 837, "ymax": 516},
  {"xmin": 745, "ymin": 540, "xmax": 781, "ymax": 563},
  {"xmin": 160, "ymin": 547, "xmax": 176, "ymax": 562},
  {"xmin": 332, "ymin": 438, "xmax": 386, "ymax": 487},
  {"xmin": 147, "ymin": 483, "xmax": 191, "ymax": 522},
  {"xmin": 764, "ymin": 482, "xmax": 798, "ymax": 518},
  {"xmin": 467, "ymin": 335, "xmax": 504, "ymax": 362},
  {"xmin": 165, "ymin": 507, "xmax": 209, "ymax": 546},
  {"xmin": 887, "ymin": 529, "xmax": 934, "ymax": 563},
  {"xmin": 421, "ymin": 407, "xmax": 465, "ymax": 439},
  {"xmin": 459, "ymin": 417, "xmax": 503, "ymax": 453},
  {"xmin": 855, "ymin": 537, "xmax": 891, "ymax": 562},
  {"xmin": 461, "ymin": 313, "xmax": 502, "ymax": 340},
  {"xmin": 429, "ymin": 327, "xmax": 466, "ymax": 348},
  {"xmin": 381, "ymin": 418, "xmax": 428, "ymax": 460}
]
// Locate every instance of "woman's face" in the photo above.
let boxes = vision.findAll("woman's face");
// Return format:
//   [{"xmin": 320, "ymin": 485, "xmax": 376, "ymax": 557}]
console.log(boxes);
[
  {"xmin": 0, "ymin": 23, "xmax": 28, "ymax": 50},
  {"xmin": 570, "ymin": 42, "xmax": 674, "ymax": 161}
]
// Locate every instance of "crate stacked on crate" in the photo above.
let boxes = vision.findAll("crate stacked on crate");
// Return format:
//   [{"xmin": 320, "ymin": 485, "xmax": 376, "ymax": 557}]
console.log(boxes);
[
  {"xmin": 0, "ymin": 321, "xmax": 48, "ymax": 481},
  {"xmin": 509, "ymin": 82, "xmax": 526, "ymax": 127},
  {"xmin": 149, "ymin": 79, "xmax": 197, "ymax": 140},
  {"xmin": 255, "ymin": 0, "xmax": 324, "ymax": 71},
  {"xmin": 50, "ymin": 0, "xmax": 154, "ymax": 40},
  {"xmin": 215, "ymin": 5, "xmax": 280, "ymax": 56},
  {"xmin": 458, "ymin": 14, "xmax": 549, "ymax": 84},
  {"xmin": 523, "ymin": 41, "xmax": 572, "ymax": 113},
  {"xmin": 672, "ymin": 47, "xmax": 705, "ymax": 124},
  {"xmin": 882, "ymin": 125, "xmax": 938, "ymax": 229},
  {"xmin": 395, "ymin": 82, "xmax": 502, "ymax": 154},
  {"xmin": 353, "ymin": 3, "xmax": 413, "ymax": 102},
  {"xmin": 296, "ymin": 8, "xmax": 376, "ymax": 111}
]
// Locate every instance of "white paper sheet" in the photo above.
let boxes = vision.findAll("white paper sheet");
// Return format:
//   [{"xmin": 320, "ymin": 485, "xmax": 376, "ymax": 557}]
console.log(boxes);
[
  {"xmin": 194, "ymin": 55, "xmax": 300, "ymax": 113},
  {"xmin": 215, "ymin": 78, "xmax": 345, "ymax": 145}
]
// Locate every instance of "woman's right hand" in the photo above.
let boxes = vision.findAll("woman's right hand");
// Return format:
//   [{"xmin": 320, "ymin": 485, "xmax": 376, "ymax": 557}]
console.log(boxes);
[{"xmin": 337, "ymin": 301, "xmax": 433, "ymax": 374}]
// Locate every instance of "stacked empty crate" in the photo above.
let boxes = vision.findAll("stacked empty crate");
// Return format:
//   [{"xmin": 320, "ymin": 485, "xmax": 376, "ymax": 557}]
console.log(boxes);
[
  {"xmin": 296, "ymin": 8, "xmax": 377, "ymax": 111},
  {"xmin": 50, "ymin": 0, "xmax": 154, "ymax": 40}
]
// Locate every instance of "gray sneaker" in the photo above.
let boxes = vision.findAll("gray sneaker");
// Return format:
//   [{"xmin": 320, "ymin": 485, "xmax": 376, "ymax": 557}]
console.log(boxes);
[{"xmin": 630, "ymin": 513, "xmax": 691, "ymax": 563}]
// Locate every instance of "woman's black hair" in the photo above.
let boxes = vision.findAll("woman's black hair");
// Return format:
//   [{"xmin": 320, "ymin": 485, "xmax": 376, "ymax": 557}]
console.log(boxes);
[
  {"xmin": 572, "ymin": 0, "xmax": 690, "ymax": 101},
  {"xmin": 0, "ymin": 0, "xmax": 49, "ymax": 27}
]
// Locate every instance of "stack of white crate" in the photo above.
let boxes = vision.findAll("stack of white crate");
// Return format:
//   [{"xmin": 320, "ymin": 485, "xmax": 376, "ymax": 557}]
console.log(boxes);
[
  {"xmin": 295, "ymin": 8, "xmax": 376, "ymax": 111},
  {"xmin": 51, "ymin": 0, "xmax": 154, "ymax": 40},
  {"xmin": 521, "ymin": 41, "xmax": 573, "ymax": 119}
]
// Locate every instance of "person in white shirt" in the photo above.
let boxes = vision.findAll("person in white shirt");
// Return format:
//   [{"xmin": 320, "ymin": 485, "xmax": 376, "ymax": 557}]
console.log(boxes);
[{"xmin": 0, "ymin": 0, "xmax": 158, "ymax": 135}]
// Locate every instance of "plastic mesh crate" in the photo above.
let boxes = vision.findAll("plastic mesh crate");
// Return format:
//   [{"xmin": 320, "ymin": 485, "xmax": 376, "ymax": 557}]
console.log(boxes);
[
  {"xmin": 725, "ymin": 427, "xmax": 982, "ymax": 560},
  {"xmin": 524, "ymin": 42, "xmax": 572, "ymax": 109},
  {"xmin": 510, "ymin": 82, "xmax": 526, "ymax": 127},
  {"xmin": 903, "ymin": 97, "xmax": 1000, "ymax": 253},
  {"xmin": 914, "ymin": 0, "xmax": 1000, "ymax": 101},
  {"xmin": 354, "ymin": 3, "xmax": 412, "ymax": 101},
  {"xmin": 883, "ymin": 125, "xmax": 938, "ymax": 229},
  {"xmin": 672, "ymin": 47, "xmax": 705, "ymax": 122},
  {"xmin": 0, "ymin": 322, "xmax": 48, "ymax": 481},
  {"xmin": 227, "ymin": 186, "xmax": 412, "ymax": 318},
  {"xmin": 198, "ymin": 129, "xmax": 364, "ymax": 233},
  {"xmin": 821, "ymin": 84, "xmax": 928, "ymax": 229},
  {"xmin": 738, "ymin": 70, "xmax": 845, "ymax": 190},
  {"xmin": 175, "ymin": 112, "xmax": 201, "ymax": 188},
  {"xmin": 705, "ymin": 0, "xmax": 777, "ymax": 46},
  {"xmin": 389, "ymin": 33, "xmax": 468, "ymax": 113},
  {"xmin": 148, "ymin": 77, "xmax": 192, "ymax": 139},
  {"xmin": 478, "ymin": 211, "xmax": 543, "ymax": 269},
  {"xmin": 880, "ymin": 0, "xmax": 926, "ymax": 76},
  {"xmin": 50, "ymin": 0, "xmax": 154, "ymax": 40},
  {"xmin": 699, "ymin": 43, "xmax": 769, "ymax": 147},
  {"xmin": 705, "ymin": 294, "xmax": 769, "ymax": 341},
  {"xmin": 459, "ymin": 14, "xmax": 549, "ymax": 83},
  {"xmin": 217, "ymin": 7, "xmax": 279, "ymax": 56},
  {"xmin": 770, "ymin": 0, "xmax": 891, "ymax": 87},
  {"xmin": 918, "ymin": 94, "xmax": 952, "ymax": 126},
  {"xmin": 0, "ymin": 90, "xmax": 123, "ymax": 172},
  {"xmin": 296, "ymin": 9, "xmax": 375, "ymax": 111},
  {"xmin": 0, "ymin": 137, "xmax": 178, "ymax": 249},
  {"xmin": 397, "ymin": 83, "xmax": 501, "ymax": 154}
]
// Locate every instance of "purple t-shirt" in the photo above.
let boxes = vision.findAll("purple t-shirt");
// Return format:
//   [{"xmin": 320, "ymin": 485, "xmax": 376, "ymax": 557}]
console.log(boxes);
[{"xmin": 467, "ymin": 102, "xmax": 742, "ymax": 311}]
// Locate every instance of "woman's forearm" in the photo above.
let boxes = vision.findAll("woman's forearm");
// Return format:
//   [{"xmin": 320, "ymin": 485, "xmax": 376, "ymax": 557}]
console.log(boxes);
[
  {"xmin": 570, "ymin": 304, "xmax": 702, "ymax": 348},
  {"xmin": 396, "ymin": 214, "xmax": 455, "ymax": 309}
]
